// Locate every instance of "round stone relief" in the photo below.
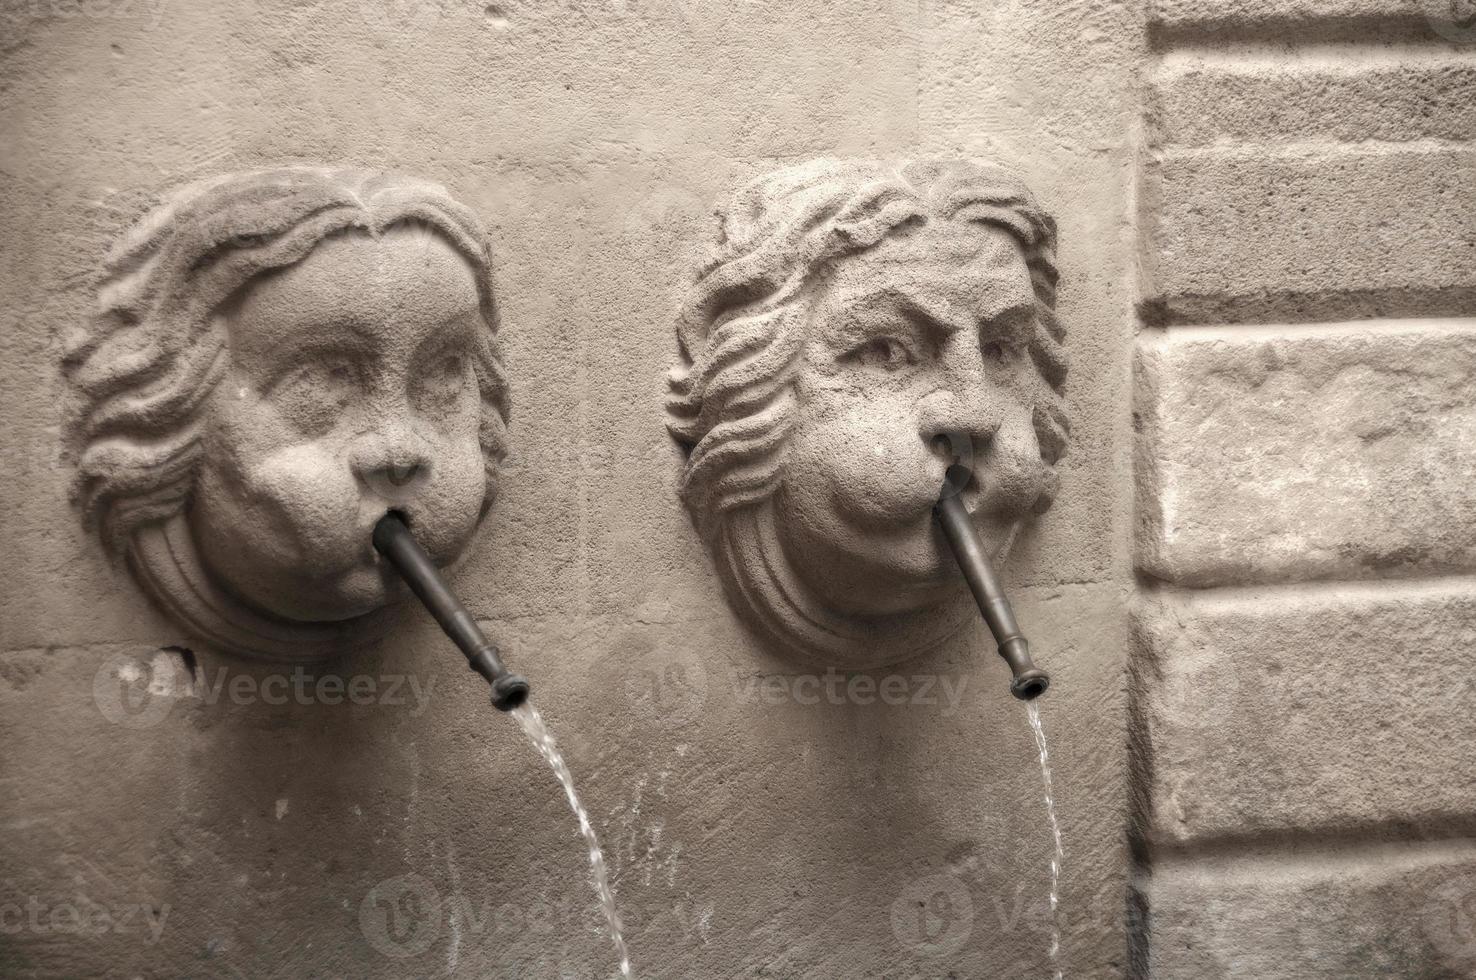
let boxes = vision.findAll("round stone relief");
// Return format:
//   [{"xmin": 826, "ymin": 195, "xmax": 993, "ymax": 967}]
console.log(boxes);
[{"xmin": 64, "ymin": 167, "xmax": 510, "ymax": 661}]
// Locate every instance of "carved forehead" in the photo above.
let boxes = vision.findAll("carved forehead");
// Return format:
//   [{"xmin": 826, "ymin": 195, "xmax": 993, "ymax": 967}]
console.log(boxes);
[
  {"xmin": 808, "ymin": 222, "xmax": 1036, "ymax": 337},
  {"xmin": 221, "ymin": 227, "xmax": 483, "ymax": 364}
]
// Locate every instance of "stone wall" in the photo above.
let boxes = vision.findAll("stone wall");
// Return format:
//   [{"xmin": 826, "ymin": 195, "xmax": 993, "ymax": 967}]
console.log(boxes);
[
  {"xmin": 0, "ymin": 2, "xmax": 1139, "ymax": 978},
  {"xmin": 1, "ymin": 1, "xmax": 1470, "ymax": 977},
  {"xmin": 1130, "ymin": 2, "xmax": 1476, "ymax": 976}
]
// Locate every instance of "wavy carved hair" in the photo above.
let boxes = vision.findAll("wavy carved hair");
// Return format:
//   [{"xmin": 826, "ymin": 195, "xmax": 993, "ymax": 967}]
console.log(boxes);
[
  {"xmin": 64, "ymin": 166, "xmax": 510, "ymax": 557},
  {"xmin": 667, "ymin": 159, "xmax": 1069, "ymax": 540}
]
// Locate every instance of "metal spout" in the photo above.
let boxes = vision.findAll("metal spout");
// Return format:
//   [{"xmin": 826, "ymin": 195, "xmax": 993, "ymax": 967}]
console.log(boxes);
[
  {"xmin": 372, "ymin": 512, "xmax": 530, "ymax": 711},
  {"xmin": 933, "ymin": 466, "xmax": 1049, "ymax": 701}
]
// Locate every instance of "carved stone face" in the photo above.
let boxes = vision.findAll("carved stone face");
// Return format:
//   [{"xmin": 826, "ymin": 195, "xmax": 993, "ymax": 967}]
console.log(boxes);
[
  {"xmin": 774, "ymin": 223, "xmax": 1050, "ymax": 618},
  {"xmin": 668, "ymin": 158, "xmax": 1067, "ymax": 666},
  {"xmin": 66, "ymin": 167, "xmax": 507, "ymax": 661},
  {"xmin": 191, "ymin": 228, "xmax": 488, "ymax": 622}
]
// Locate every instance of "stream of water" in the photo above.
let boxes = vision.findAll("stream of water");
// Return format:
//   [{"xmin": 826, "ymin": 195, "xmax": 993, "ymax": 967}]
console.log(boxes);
[
  {"xmin": 512, "ymin": 702, "xmax": 634, "ymax": 980},
  {"xmin": 1027, "ymin": 700, "xmax": 1064, "ymax": 980}
]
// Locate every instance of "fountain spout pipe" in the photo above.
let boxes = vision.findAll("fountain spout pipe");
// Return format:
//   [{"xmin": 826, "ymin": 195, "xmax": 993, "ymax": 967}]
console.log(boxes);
[
  {"xmin": 933, "ymin": 467, "xmax": 1049, "ymax": 701},
  {"xmin": 372, "ymin": 512, "xmax": 530, "ymax": 712}
]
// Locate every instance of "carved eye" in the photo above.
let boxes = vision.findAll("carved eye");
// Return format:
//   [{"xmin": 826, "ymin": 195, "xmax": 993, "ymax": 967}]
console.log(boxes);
[
  {"xmin": 434, "ymin": 352, "xmax": 466, "ymax": 379},
  {"xmin": 845, "ymin": 336, "xmax": 916, "ymax": 371},
  {"xmin": 982, "ymin": 340, "xmax": 1022, "ymax": 364},
  {"xmin": 269, "ymin": 358, "xmax": 358, "ymax": 437},
  {"xmin": 412, "ymin": 349, "xmax": 471, "ymax": 417}
]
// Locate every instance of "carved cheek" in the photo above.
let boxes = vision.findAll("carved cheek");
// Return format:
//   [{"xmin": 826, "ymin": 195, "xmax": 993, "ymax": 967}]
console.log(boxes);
[
  {"xmin": 975, "ymin": 402, "xmax": 1049, "ymax": 516},
  {"xmin": 232, "ymin": 439, "xmax": 367, "ymax": 563},
  {"xmin": 786, "ymin": 387, "xmax": 941, "ymax": 532},
  {"xmin": 395, "ymin": 428, "xmax": 487, "ymax": 566}
]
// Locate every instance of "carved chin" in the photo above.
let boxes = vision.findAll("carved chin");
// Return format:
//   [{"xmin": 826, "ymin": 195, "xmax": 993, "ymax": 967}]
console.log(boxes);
[
  {"xmin": 127, "ymin": 515, "xmax": 400, "ymax": 662},
  {"xmin": 768, "ymin": 487, "xmax": 1023, "ymax": 620},
  {"xmin": 708, "ymin": 500, "xmax": 979, "ymax": 668}
]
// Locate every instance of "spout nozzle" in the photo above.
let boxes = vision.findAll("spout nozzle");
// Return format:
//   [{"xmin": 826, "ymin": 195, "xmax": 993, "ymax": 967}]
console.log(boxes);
[
  {"xmin": 933, "ymin": 475, "xmax": 1050, "ymax": 700},
  {"xmin": 1010, "ymin": 668, "xmax": 1050, "ymax": 701},
  {"xmin": 997, "ymin": 636, "xmax": 1049, "ymax": 700},
  {"xmin": 491, "ymin": 674, "xmax": 530, "ymax": 712},
  {"xmin": 372, "ymin": 512, "xmax": 531, "ymax": 709}
]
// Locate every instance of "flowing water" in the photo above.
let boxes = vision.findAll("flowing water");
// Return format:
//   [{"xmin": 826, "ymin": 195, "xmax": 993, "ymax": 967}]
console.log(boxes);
[
  {"xmin": 512, "ymin": 702, "xmax": 634, "ymax": 979},
  {"xmin": 1027, "ymin": 700, "xmax": 1065, "ymax": 980}
]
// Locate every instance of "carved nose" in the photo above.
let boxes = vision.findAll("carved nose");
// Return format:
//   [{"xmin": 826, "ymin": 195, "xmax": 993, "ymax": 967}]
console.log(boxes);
[
  {"xmin": 920, "ymin": 392, "xmax": 1003, "ymax": 470},
  {"xmin": 352, "ymin": 430, "xmax": 433, "ymax": 501}
]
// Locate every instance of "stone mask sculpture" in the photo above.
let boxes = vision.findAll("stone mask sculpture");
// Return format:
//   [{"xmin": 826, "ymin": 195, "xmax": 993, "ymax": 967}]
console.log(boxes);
[
  {"xmin": 667, "ymin": 159, "xmax": 1068, "ymax": 666},
  {"xmin": 64, "ymin": 167, "xmax": 510, "ymax": 661}
]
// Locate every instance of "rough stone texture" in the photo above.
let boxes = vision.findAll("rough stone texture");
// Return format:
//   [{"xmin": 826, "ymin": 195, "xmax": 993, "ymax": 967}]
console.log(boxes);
[
  {"xmin": 667, "ymin": 159, "xmax": 1070, "ymax": 666},
  {"xmin": 1137, "ymin": 842, "xmax": 1476, "ymax": 979},
  {"xmin": 1140, "ymin": 38, "xmax": 1476, "ymax": 328},
  {"xmin": 1128, "ymin": 4, "xmax": 1476, "ymax": 979},
  {"xmin": 0, "ymin": 2, "xmax": 1137, "ymax": 978},
  {"xmin": 1148, "ymin": 48, "xmax": 1476, "ymax": 147},
  {"xmin": 1136, "ymin": 320, "xmax": 1476, "ymax": 588},
  {"xmin": 61, "ymin": 167, "xmax": 508, "ymax": 660},
  {"xmin": 1147, "ymin": 0, "xmax": 1465, "ymax": 45},
  {"xmin": 1130, "ymin": 578, "xmax": 1476, "ymax": 849},
  {"xmin": 1, "ymin": 583, "xmax": 1129, "ymax": 979},
  {"xmin": 1139, "ymin": 146, "xmax": 1476, "ymax": 326}
]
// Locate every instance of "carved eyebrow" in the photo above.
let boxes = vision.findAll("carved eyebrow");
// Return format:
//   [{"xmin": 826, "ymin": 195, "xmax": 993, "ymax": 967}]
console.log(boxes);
[
  {"xmin": 976, "ymin": 297, "xmax": 1038, "ymax": 342},
  {"xmin": 834, "ymin": 286, "xmax": 972, "ymax": 339}
]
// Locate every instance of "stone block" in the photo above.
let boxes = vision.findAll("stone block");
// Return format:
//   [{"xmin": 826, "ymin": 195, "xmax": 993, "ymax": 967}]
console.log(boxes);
[
  {"xmin": 1136, "ymin": 320, "xmax": 1476, "ymax": 587},
  {"xmin": 1148, "ymin": 50, "xmax": 1476, "ymax": 147},
  {"xmin": 1131, "ymin": 578, "xmax": 1476, "ymax": 847},
  {"xmin": 1140, "ymin": 147, "xmax": 1476, "ymax": 325},
  {"xmin": 1139, "ymin": 842, "xmax": 1476, "ymax": 979},
  {"xmin": 1147, "ymin": 0, "xmax": 1451, "ymax": 44}
]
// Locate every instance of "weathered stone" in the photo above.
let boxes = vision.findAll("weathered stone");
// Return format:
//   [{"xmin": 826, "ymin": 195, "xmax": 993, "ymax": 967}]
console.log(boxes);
[
  {"xmin": 1138, "ymin": 842, "xmax": 1476, "ymax": 979},
  {"xmin": 666, "ymin": 159, "xmax": 1070, "ymax": 667},
  {"xmin": 1147, "ymin": 0, "xmax": 1454, "ymax": 44},
  {"xmin": 1136, "ymin": 320, "xmax": 1476, "ymax": 587},
  {"xmin": 1131, "ymin": 579, "xmax": 1476, "ymax": 847},
  {"xmin": 1141, "ymin": 147, "xmax": 1476, "ymax": 325},
  {"xmin": 1149, "ymin": 50, "xmax": 1476, "ymax": 147},
  {"xmin": 61, "ymin": 168, "xmax": 508, "ymax": 661}
]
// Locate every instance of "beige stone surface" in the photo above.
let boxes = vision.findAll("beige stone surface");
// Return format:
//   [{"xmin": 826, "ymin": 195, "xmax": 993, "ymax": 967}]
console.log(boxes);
[
  {"xmin": 1147, "ymin": 0, "xmax": 1461, "ymax": 44},
  {"xmin": 0, "ymin": 1, "xmax": 1138, "ymax": 977},
  {"xmin": 1131, "ymin": 578, "xmax": 1476, "ymax": 848},
  {"xmin": 1128, "ymin": 4, "xmax": 1476, "ymax": 978},
  {"xmin": 666, "ymin": 159, "xmax": 1070, "ymax": 667},
  {"xmin": 1136, "ymin": 320, "xmax": 1476, "ymax": 588},
  {"xmin": 1149, "ymin": 48, "xmax": 1476, "ymax": 147},
  {"xmin": 1140, "ymin": 147, "xmax": 1476, "ymax": 325},
  {"xmin": 1137, "ymin": 841, "xmax": 1476, "ymax": 979}
]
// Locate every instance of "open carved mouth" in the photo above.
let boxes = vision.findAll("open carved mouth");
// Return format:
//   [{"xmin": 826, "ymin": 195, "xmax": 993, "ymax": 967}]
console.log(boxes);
[{"xmin": 938, "ymin": 462, "xmax": 986, "ymax": 519}]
